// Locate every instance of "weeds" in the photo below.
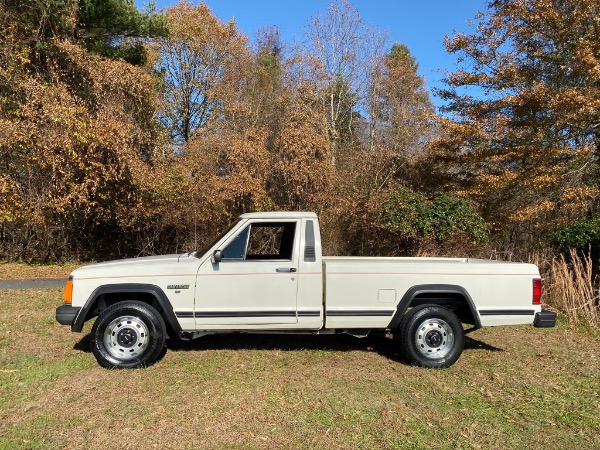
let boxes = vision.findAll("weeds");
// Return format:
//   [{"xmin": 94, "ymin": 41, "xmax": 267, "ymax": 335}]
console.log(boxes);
[
  {"xmin": 544, "ymin": 249, "xmax": 599, "ymax": 327},
  {"xmin": 480, "ymin": 248, "xmax": 599, "ymax": 327}
]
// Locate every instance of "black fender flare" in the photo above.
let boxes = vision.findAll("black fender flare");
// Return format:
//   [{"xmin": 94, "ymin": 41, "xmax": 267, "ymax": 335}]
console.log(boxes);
[
  {"xmin": 387, "ymin": 284, "xmax": 481, "ymax": 330},
  {"xmin": 71, "ymin": 283, "xmax": 182, "ymax": 333}
]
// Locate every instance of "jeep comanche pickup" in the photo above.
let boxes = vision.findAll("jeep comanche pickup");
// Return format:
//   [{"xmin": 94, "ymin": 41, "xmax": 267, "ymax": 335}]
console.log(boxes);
[{"xmin": 56, "ymin": 211, "xmax": 556, "ymax": 369}]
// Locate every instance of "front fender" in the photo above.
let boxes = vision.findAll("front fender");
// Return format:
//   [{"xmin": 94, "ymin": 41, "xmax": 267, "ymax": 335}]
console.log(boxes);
[{"xmin": 71, "ymin": 283, "xmax": 181, "ymax": 333}]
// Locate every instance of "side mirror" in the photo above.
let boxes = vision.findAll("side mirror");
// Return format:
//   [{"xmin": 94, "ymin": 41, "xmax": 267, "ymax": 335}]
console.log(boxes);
[{"xmin": 212, "ymin": 249, "xmax": 223, "ymax": 264}]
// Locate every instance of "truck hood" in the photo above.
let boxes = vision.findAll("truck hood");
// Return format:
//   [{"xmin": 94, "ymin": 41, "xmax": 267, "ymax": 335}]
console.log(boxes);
[{"xmin": 71, "ymin": 253, "xmax": 197, "ymax": 279}]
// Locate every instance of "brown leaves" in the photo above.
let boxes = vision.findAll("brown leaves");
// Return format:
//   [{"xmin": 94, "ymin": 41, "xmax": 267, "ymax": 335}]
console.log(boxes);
[
  {"xmin": 150, "ymin": 1, "xmax": 249, "ymax": 143},
  {"xmin": 433, "ymin": 0, "xmax": 600, "ymax": 236},
  {"xmin": 271, "ymin": 103, "xmax": 333, "ymax": 210},
  {"xmin": 0, "ymin": 11, "xmax": 167, "ymax": 258}
]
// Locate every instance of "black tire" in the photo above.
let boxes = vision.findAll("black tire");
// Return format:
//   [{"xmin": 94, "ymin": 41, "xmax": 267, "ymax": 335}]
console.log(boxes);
[
  {"xmin": 90, "ymin": 301, "xmax": 166, "ymax": 369},
  {"xmin": 397, "ymin": 304, "xmax": 465, "ymax": 368}
]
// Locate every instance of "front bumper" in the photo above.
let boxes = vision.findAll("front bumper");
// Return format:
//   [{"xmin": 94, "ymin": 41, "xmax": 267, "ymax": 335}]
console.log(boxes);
[
  {"xmin": 533, "ymin": 309, "xmax": 557, "ymax": 328},
  {"xmin": 56, "ymin": 304, "xmax": 81, "ymax": 326}
]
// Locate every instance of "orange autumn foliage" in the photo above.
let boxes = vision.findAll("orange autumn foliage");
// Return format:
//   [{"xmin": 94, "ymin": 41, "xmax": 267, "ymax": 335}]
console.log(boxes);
[{"xmin": 431, "ymin": 0, "xmax": 600, "ymax": 241}]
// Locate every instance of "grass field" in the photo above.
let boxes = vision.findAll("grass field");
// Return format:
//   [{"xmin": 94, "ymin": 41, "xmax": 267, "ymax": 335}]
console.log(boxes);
[{"xmin": 0, "ymin": 289, "xmax": 598, "ymax": 449}]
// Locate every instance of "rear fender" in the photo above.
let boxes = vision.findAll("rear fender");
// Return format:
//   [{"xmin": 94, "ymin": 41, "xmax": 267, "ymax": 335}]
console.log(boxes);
[{"xmin": 388, "ymin": 284, "xmax": 481, "ymax": 330}]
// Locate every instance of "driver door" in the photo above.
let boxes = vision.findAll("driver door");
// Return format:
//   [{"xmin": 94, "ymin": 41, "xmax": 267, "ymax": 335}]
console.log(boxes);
[{"xmin": 194, "ymin": 219, "xmax": 300, "ymax": 327}]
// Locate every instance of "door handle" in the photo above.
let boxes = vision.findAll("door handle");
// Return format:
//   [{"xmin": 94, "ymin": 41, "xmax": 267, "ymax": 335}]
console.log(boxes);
[{"xmin": 276, "ymin": 267, "xmax": 297, "ymax": 273}]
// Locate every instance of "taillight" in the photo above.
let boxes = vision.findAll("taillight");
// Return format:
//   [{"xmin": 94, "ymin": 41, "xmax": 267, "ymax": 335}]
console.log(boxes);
[
  {"xmin": 533, "ymin": 278, "xmax": 542, "ymax": 305},
  {"xmin": 63, "ymin": 276, "xmax": 73, "ymax": 304}
]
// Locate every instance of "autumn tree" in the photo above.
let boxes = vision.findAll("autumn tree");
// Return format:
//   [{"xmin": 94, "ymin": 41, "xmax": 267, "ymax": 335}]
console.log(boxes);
[
  {"xmin": 299, "ymin": 2, "xmax": 433, "ymax": 159},
  {"xmin": 268, "ymin": 88, "xmax": 334, "ymax": 211},
  {"xmin": 286, "ymin": 1, "xmax": 444, "ymax": 255},
  {"xmin": 251, "ymin": 26, "xmax": 286, "ymax": 145},
  {"xmin": 373, "ymin": 44, "xmax": 435, "ymax": 154},
  {"xmin": 432, "ymin": 0, "xmax": 600, "ymax": 244},
  {"xmin": 326, "ymin": 41, "xmax": 437, "ymax": 255},
  {"xmin": 0, "ymin": 1, "xmax": 168, "ymax": 260},
  {"xmin": 300, "ymin": 0, "xmax": 366, "ymax": 158},
  {"xmin": 151, "ymin": 1, "xmax": 248, "ymax": 144}
]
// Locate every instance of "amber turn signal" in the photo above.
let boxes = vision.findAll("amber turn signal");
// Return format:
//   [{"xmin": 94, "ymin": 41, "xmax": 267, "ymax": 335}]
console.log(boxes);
[{"xmin": 63, "ymin": 276, "xmax": 73, "ymax": 303}]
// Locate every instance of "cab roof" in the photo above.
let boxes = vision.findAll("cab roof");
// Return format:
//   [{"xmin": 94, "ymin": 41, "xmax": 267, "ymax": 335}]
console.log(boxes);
[{"xmin": 239, "ymin": 211, "xmax": 317, "ymax": 220}]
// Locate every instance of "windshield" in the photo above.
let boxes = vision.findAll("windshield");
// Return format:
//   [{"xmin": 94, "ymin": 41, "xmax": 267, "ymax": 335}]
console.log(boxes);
[{"xmin": 195, "ymin": 219, "xmax": 241, "ymax": 259}]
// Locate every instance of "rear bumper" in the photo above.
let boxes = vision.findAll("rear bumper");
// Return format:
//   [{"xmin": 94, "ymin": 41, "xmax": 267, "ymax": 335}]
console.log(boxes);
[
  {"xmin": 56, "ymin": 305, "xmax": 81, "ymax": 326},
  {"xmin": 534, "ymin": 309, "xmax": 556, "ymax": 328}
]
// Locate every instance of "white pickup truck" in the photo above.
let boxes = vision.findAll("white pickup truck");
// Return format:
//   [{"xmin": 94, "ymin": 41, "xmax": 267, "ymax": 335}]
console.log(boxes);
[{"xmin": 56, "ymin": 211, "xmax": 556, "ymax": 369}]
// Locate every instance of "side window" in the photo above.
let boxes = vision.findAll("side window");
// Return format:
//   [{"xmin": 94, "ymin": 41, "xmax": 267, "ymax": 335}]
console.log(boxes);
[
  {"xmin": 221, "ymin": 226, "xmax": 249, "ymax": 260},
  {"xmin": 221, "ymin": 222, "xmax": 296, "ymax": 261},
  {"xmin": 246, "ymin": 222, "xmax": 296, "ymax": 260}
]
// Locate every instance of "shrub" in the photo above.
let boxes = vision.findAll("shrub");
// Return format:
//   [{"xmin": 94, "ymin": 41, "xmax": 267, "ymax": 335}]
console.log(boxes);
[
  {"xmin": 422, "ymin": 192, "xmax": 490, "ymax": 244},
  {"xmin": 380, "ymin": 187, "xmax": 426, "ymax": 239},
  {"xmin": 381, "ymin": 188, "xmax": 488, "ymax": 243},
  {"xmin": 547, "ymin": 218, "xmax": 600, "ymax": 253},
  {"xmin": 358, "ymin": 187, "xmax": 490, "ymax": 256}
]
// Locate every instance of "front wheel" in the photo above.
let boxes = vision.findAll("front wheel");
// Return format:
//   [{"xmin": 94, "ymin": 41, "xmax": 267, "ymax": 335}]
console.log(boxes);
[
  {"xmin": 91, "ymin": 301, "xmax": 166, "ymax": 369},
  {"xmin": 397, "ymin": 305, "xmax": 465, "ymax": 368}
]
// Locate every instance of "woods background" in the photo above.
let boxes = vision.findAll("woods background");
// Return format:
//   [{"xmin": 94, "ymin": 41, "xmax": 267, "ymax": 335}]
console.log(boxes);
[{"xmin": 0, "ymin": 0, "xmax": 599, "ymax": 324}]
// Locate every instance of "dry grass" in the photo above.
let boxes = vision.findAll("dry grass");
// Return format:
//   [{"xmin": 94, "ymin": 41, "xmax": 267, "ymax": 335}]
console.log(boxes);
[
  {"xmin": 466, "ymin": 249, "xmax": 599, "ymax": 328},
  {"xmin": 0, "ymin": 262, "xmax": 80, "ymax": 280},
  {"xmin": 1, "ymin": 289, "xmax": 599, "ymax": 449},
  {"xmin": 543, "ymin": 250, "xmax": 600, "ymax": 327}
]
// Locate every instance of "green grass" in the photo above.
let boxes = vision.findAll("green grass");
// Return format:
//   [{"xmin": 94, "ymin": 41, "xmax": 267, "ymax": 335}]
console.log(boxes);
[{"xmin": 0, "ymin": 289, "xmax": 598, "ymax": 449}]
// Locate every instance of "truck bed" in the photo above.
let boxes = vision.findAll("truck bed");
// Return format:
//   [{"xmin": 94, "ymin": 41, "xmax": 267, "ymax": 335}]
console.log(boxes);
[{"xmin": 322, "ymin": 256, "xmax": 540, "ymax": 329}]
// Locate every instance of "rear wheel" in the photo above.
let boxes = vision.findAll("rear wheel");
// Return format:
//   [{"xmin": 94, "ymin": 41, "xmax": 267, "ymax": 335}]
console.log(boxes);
[
  {"xmin": 91, "ymin": 301, "xmax": 166, "ymax": 369},
  {"xmin": 397, "ymin": 305, "xmax": 465, "ymax": 368}
]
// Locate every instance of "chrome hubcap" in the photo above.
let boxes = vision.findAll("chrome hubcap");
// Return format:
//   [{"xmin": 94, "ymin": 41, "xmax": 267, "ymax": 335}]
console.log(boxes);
[
  {"xmin": 103, "ymin": 315, "xmax": 150, "ymax": 360},
  {"xmin": 414, "ymin": 318, "xmax": 455, "ymax": 359}
]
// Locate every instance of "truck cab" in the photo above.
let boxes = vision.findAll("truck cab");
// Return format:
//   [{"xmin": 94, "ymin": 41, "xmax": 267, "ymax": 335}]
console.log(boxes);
[{"xmin": 191, "ymin": 212, "xmax": 324, "ymax": 330}]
